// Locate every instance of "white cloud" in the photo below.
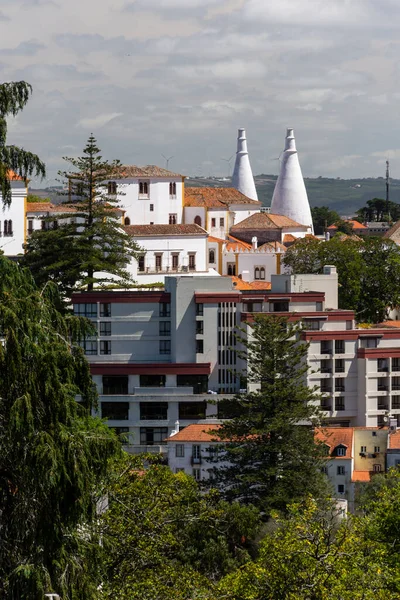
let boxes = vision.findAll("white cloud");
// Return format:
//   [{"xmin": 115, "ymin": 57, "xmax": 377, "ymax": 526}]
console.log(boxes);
[{"xmin": 77, "ymin": 112, "xmax": 123, "ymax": 129}]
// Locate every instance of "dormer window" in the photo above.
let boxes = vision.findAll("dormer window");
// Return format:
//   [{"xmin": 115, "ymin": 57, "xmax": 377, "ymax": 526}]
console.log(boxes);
[
  {"xmin": 169, "ymin": 182, "xmax": 176, "ymax": 197},
  {"xmin": 139, "ymin": 181, "xmax": 149, "ymax": 197},
  {"xmin": 335, "ymin": 445, "xmax": 346, "ymax": 457}
]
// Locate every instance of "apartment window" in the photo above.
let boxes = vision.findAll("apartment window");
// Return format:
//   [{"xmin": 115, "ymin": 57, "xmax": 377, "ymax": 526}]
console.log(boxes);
[
  {"xmin": 172, "ymin": 253, "xmax": 179, "ymax": 270},
  {"xmin": 211, "ymin": 218, "xmax": 216, "ymax": 227},
  {"xmin": 393, "ymin": 358, "xmax": 400, "ymax": 371},
  {"xmin": 316, "ymin": 302, "xmax": 323, "ymax": 311},
  {"xmin": 150, "ymin": 203, "xmax": 154, "ymax": 211},
  {"xmin": 336, "ymin": 446, "xmax": 346, "ymax": 456},
  {"xmin": 378, "ymin": 415, "xmax": 385, "ymax": 426},
  {"xmin": 219, "ymin": 218, "xmax": 224, "ymax": 227},
  {"xmin": 335, "ymin": 340, "xmax": 345, "ymax": 354},
  {"xmin": 209, "ymin": 249, "xmax": 216, "ymax": 264},
  {"xmin": 196, "ymin": 339, "xmax": 204, "ymax": 353},
  {"xmin": 103, "ymin": 376, "xmax": 128, "ymax": 395},
  {"xmin": 227, "ymin": 263, "xmax": 236, "ymax": 276},
  {"xmin": 138, "ymin": 255, "xmax": 145, "ymax": 272},
  {"xmin": 373, "ymin": 464, "xmax": 382, "ymax": 473},
  {"xmin": 140, "ymin": 427, "xmax": 168, "ymax": 445},
  {"xmin": 100, "ymin": 322, "xmax": 111, "ymax": 336},
  {"xmin": 393, "ymin": 377, "xmax": 400, "ymax": 391},
  {"xmin": 196, "ymin": 321, "xmax": 204, "ymax": 335},
  {"xmin": 338, "ymin": 484, "xmax": 345, "ymax": 494},
  {"xmin": 196, "ymin": 303, "xmax": 204, "ymax": 316},
  {"xmin": 335, "ymin": 378, "xmax": 345, "ymax": 392},
  {"xmin": 193, "ymin": 469, "xmax": 201, "ymax": 481},
  {"xmin": 320, "ymin": 380, "xmax": 331, "ymax": 393},
  {"xmin": 169, "ymin": 182, "xmax": 177, "ymax": 197},
  {"xmin": 321, "ymin": 341, "xmax": 332, "ymax": 354},
  {"xmin": 177, "ymin": 374, "xmax": 208, "ymax": 394},
  {"xmin": 100, "ymin": 303, "xmax": 111, "ymax": 317},
  {"xmin": 303, "ymin": 319, "xmax": 320, "ymax": 331},
  {"xmin": 374, "ymin": 446, "xmax": 380, "ymax": 453},
  {"xmin": 139, "ymin": 181, "xmax": 149, "ymax": 197},
  {"xmin": 188, "ymin": 253, "xmax": 196, "ymax": 270},
  {"xmin": 392, "ymin": 396, "xmax": 400, "ymax": 409},
  {"xmin": 360, "ymin": 337, "xmax": 377, "ymax": 349},
  {"xmin": 4, "ymin": 220, "xmax": 13, "ymax": 236},
  {"xmin": 243, "ymin": 302, "xmax": 263, "ymax": 313},
  {"xmin": 176, "ymin": 444, "xmax": 185, "ymax": 458},
  {"xmin": 100, "ymin": 341, "xmax": 111, "ymax": 355},
  {"xmin": 74, "ymin": 303, "xmax": 97, "ymax": 318},
  {"xmin": 140, "ymin": 402, "xmax": 168, "ymax": 420},
  {"xmin": 80, "ymin": 340, "xmax": 98, "ymax": 355},
  {"xmin": 378, "ymin": 359, "xmax": 388, "ymax": 372},
  {"xmin": 140, "ymin": 374, "xmax": 166, "ymax": 387},
  {"xmin": 159, "ymin": 321, "xmax": 171, "ymax": 336},
  {"xmin": 192, "ymin": 444, "xmax": 201, "ymax": 460},
  {"xmin": 160, "ymin": 302, "xmax": 170, "ymax": 317},
  {"xmin": 335, "ymin": 359, "xmax": 345, "ymax": 373},
  {"xmin": 254, "ymin": 267, "xmax": 266, "ymax": 280},
  {"xmin": 107, "ymin": 181, "xmax": 117, "ymax": 195},
  {"xmin": 179, "ymin": 402, "xmax": 206, "ymax": 420},
  {"xmin": 271, "ymin": 301, "xmax": 289, "ymax": 312},
  {"xmin": 335, "ymin": 397, "xmax": 345, "ymax": 411},
  {"xmin": 159, "ymin": 340, "xmax": 171, "ymax": 355},
  {"xmin": 337, "ymin": 466, "xmax": 345, "ymax": 475},
  {"xmin": 169, "ymin": 213, "xmax": 177, "ymax": 225},
  {"xmin": 360, "ymin": 446, "xmax": 367, "ymax": 453},
  {"xmin": 155, "ymin": 253, "xmax": 163, "ymax": 271},
  {"xmin": 28, "ymin": 219, "xmax": 33, "ymax": 234},
  {"xmin": 101, "ymin": 402, "xmax": 129, "ymax": 421}
]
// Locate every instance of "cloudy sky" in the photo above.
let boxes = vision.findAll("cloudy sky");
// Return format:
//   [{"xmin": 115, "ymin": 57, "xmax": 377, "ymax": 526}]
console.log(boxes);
[{"xmin": 2, "ymin": 0, "xmax": 400, "ymax": 184}]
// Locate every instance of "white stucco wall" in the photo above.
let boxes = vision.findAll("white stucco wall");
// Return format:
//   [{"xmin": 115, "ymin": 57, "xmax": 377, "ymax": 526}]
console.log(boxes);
[
  {"xmin": 114, "ymin": 178, "xmax": 184, "ymax": 225},
  {"xmin": 0, "ymin": 181, "xmax": 26, "ymax": 256}
]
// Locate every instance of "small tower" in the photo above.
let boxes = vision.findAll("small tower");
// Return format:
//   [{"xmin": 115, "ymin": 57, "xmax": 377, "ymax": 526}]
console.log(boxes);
[
  {"xmin": 270, "ymin": 128, "xmax": 313, "ymax": 233},
  {"xmin": 232, "ymin": 128, "xmax": 258, "ymax": 201}
]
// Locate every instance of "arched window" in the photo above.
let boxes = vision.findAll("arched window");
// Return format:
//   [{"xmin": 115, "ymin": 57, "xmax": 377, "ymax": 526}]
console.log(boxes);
[
  {"xmin": 209, "ymin": 249, "xmax": 215, "ymax": 264},
  {"xmin": 9, "ymin": 220, "xmax": 13, "ymax": 236},
  {"xmin": 227, "ymin": 263, "xmax": 236, "ymax": 276},
  {"xmin": 3, "ymin": 220, "xmax": 7, "ymax": 236},
  {"xmin": 124, "ymin": 216, "xmax": 131, "ymax": 226},
  {"xmin": 259, "ymin": 267, "xmax": 265, "ymax": 280},
  {"xmin": 194, "ymin": 215, "xmax": 202, "ymax": 227},
  {"xmin": 169, "ymin": 182, "xmax": 176, "ymax": 197},
  {"xmin": 4, "ymin": 220, "xmax": 12, "ymax": 236},
  {"xmin": 254, "ymin": 267, "xmax": 260, "ymax": 280}
]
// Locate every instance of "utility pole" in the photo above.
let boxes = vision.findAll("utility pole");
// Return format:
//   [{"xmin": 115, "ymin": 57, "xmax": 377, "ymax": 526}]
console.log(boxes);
[{"xmin": 386, "ymin": 159, "xmax": 391, "ymax": 221}]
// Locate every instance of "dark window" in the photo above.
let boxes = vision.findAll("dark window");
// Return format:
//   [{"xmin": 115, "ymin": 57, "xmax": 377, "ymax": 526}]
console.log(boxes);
[
  {"xmin": 155, "ymin": 254, "xmax": 163, "ymax": 271},
  {"xmin": 335, "ymin": 378, "xmax": 345, "ymax": 392},
  {"xmin": 100, "ymin": 341, "xmax": 111, "ymax": 355},
  {"xmin": 392, "ymin": 396, "xmax": 400, "ymax": 409},
  {"xmin": 393, "ymin": 358, "xmax": 400, "ymax": 371},
  {"xmin": 159, "ymin": 321, "xmax": 171, "ymax": 336},
  {"xmin": 360, "ymin": 337, "xmax": 377, "ymax": 349},
  {"xmin": 303, "ymin": 320, "xmax": 320, "ymax": 331},
  {"xmin": 211, "ymin": 218, "xmax": 216, "ymax": 227},
  {"xmin": 335, "ymin": 359, "xmax": 345, "ymax": 373},
  {"xmin": 271, "ymin": 301, "xmax": 289, "ymax": 312},
  {"xmin": 243, "ymin": 302, "xmax": 262, "ymax": 312},
  {"xmin": 159, "ymin": 340, "xmax": 171, "ymax": 355},
  {"xmin": 335, "ymin": 397, "xmax": 345, "ymax": 411},
  {"xmin": 160, "ymin": 303, "xmax": 170, "ymax": 317},
  {"xmin": 100, "ymin": 303, "xmax": 111, "ymax": 317},
  {"xmin": 101, "ymin": 402, "xmax": 129, "ymax": 420},
  {"xmin": 103, "ymin": 376, "xmax": 128, "ymax": 395},
  {"xmin": 177, "ymin": 374, "xmax": 208, "ymax": 394},
  {"xmin": 337, "ymin": 466, "xmax": 345, "ymax": 475},
  {"xmin": 100, "ymin": 322, "xmax": 111, "ymax": 336},
  {"xmin": 179, "ymin": 401, "xmax": 206, "ymax": 419},
  {"xmin": 196, "ymin": 303, "xmax": 204, "ymax": 316},
  {"xmin": 188, "ymin": 254, "xmax": 196, "ymax": 270},
  {"xmin": 338, "ymin": 484, "xmax": 345, "ymax": 493},
  {"xmin": 74, "ymin": 303, "xmax": 97, "ymax": 318},
  {"xmin": 320, "ymin": 360, "xmax": 331, "ymax": 374},
  {"xmin": 110, "ymin": 427, "xmax": 130, "ymax": 443},
  {"xmin": 219, "ymin": 218, "xmax": 224, "ymax": 227},
  {"xmin": 336, "ymin": 446, "xmax": 346, "ymax": 456},
  {"xmin": 139, "ymin": 181, "xmax": 149, "ymax": 196},
  {"xmin": 80, "ymin": 340, "xmax": 98, "ymax": 355},
  {"xmin": 321, "ymin": 341, "xmax": 332, "ymax": 354},
  {"xmin": 335, "ymin": 340, "xmax": 345, "ymax": 354},
  {"xmin": 194, "ymin": 215, "xmax": 202, "ymax": 226},
  {"xmin": 172, "ymin": 253, "xmax": 179, "ymax": 270},
  {"xmin": 393, "ymin": 377, "xmax": 400, "ymax": 391},
  {"xmin": 169, "ymin": 213, "xmax": 177, "ymax": 224},
  {"xmin": 209, "ymin": 249, "xmax": 215, "ymax": 264},
  {"xmin": 140, "ymin": 374, "xmax": 166, "ymax": 387},
  {"xmin": 108, "ymin": 181, "xmax": 117, "ymax": 195},
  {"xmin": 140, "ymin": 402, "xmax": 168, "ymax": 420},
  {"xmin": 140, "ymin": 427, "xmax": 168, "ymax": 445},
  {"xmin": 176, "ymin": 444, "xmax": 184, "ymax": 457},
  {"xmin": 169, "ymin": 182, "xmax": 177, "ymax": 196},
  {"xmin": 150, "ymin": 203, "xmax": 154, "ymax": 211},
  {"xmin": 227, "ymin": 263, "xmax": 236, "ymax": 276},
  {"xmin": 196, "ymin": 339, "xmax": 204, "ymax": 353},
  {"xmin": 28, "ymin": 219, "xmax": 33, "ymax": 234},
  {"xmin": 124, "ymin": 216, "xmax": 131, "ymax": 226},
  {"xmin": 138, "ymin": 255, "xmax": 145, "ymax": 272},
  {"xmin": 196, "ymin": 321, "xmax": 204, "ymax": 335}
]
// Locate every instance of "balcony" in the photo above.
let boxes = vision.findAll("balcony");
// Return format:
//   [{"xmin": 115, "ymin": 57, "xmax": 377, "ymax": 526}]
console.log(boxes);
[
  {"xmin": 378, "ymin": 403, "xmax": 389, "ymax": 411},
  {"xmin": 320, "ymin": 403, "xmax": 332, "ymax": 411},
  {"xmin": 126, "ymin": 444, "xmax": 168, "ymax": 455},
  {"xmin": 139, "ymin": 265, "xmax": 194, "ymax": 275},
  {"xmin": 321, "ymin": 368, "xmax": 332, "ymax": 374}
]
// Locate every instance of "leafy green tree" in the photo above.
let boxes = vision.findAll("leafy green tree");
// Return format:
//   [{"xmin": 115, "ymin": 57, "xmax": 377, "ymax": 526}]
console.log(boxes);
[
  {"xmin": 210, "ymin": 315, "xmax": 327, "ymax": 515},
  {"xmin": 22, "ymin": 135, "xmax": 141, "ymax": 296},
  {"xmin": 27, "ymin": 193, "xmax": 50, "ymax": 203},
  {"xmin": 333, "ymin": 219, "xmax": 354, "ymax": 236},
  {"xmin": 311, "ymin": 206, "xmax": 340, "ymax": 235},
  {"xmin": 0, "ymin": 255, "xmax": 120, "ymax": 599},
  {"xmin": 356, "ymin": 198, "xmax": 387, "ymax": 222},
  {"xmin": 0, "ymin": 81, "xmax": 45, "ymax": 204},
  {"xmin": 101, "ymin": 455, "xmax": 260, "ymax": 599}
]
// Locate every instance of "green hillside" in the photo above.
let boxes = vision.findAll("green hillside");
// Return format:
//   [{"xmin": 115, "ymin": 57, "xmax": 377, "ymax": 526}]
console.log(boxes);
[{"xmin": 186, "ymin": 175, "xmax": 400, "ymax": 216}]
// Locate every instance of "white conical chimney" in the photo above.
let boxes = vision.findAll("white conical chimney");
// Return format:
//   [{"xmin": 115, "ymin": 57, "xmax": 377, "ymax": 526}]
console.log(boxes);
[
  {"xmin": 232, "ymin": 128, "xmax": 258, "ymax": 201},
  {"xmin": 270, "ymin": 128, "xmax": 313, "ymax": 233}
]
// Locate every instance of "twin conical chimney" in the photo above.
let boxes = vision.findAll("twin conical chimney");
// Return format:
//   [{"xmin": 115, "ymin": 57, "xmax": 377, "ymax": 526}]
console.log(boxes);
[
  {"xmin": 232, "ymin": 128, "xmax": 258, "ymax": 201},
  {"xmin": 270, "ymin": 128, "xmax": 313, "ymax": 232}
]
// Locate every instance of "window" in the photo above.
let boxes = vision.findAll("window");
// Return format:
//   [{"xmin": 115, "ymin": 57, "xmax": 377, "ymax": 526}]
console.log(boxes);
[
  {"xmin": 321, "ymin": 341, "xmax": 332, "ymax": 354},
  {"xmin": 243, "ymin": 302, "xmax": 262, "ymax": 313},
  {"xmin": 196, "ymin": 321, "xmax": 204, "ymax": 335},
  {"xmin": 74, "ymin": 303, "xmax": 97, "ymax": 318},
  {"xmin": 374, "ymin": 446, "xmax": 380, "ymax": 453},
  {"xmin": 103, "ymin": 376, "xmax": 128, "ymax": 395},
  {"xmin": 337, "ymin": 466, "xmax": 345, "ymax": 475},
  {"xmin": 155, "ymin": 253, "xmax": 163, "ymax": 271},
  {"xmin": 4, "ymin": 220, "xmax": 13, "ymax": 236},
  {"xmin": 271, "ymin": 301, "xmax": 289, "ymax": 312},
  {"xmin": 140, "ymin": 402, "xmax": 168, "ymax": 420},
  {"xmin": 360, "ymin": 446, "xmax": 367, "ymax": 453},
  {"xmin": 320, "ymin": 360, "xmax": 331, "ymax": 374},
  {"xmin": 28, "ymin": 219, "xmax": 33, "ymax": 234},
  {"xmin": 393, "ymin": 377, "xmax": 400, "ymax": 391},
  {"xmin": 373, "ymin": 464, "xmax": 381, "ymax": 472},
  {"xmin": 139, "ymin": 181, "xmax": 149, "ymax": 197},
  {"xmin": 101, "ymin": 402, "xmax": 129, "ymax": 421},
  {"xmin": 335, "ymin": 340, "xmax": 345, "ymax": 354},
  {"xmin": 219, "ymin": 218, "xmax": 224, "ymax": 227},
  {"xmin": 140, "ymin": 374, "xmax": 166, "ymax": 387},
  {"xmin": 177, "ymin": 374, "xmax": 208, "ymax": 394},
  {"xmin": 41, "ymin": 219, "xmax": 47, "ymax": 231},
  {"xmin": 100, "ymin": 341, "xmax": 111, "ymax": 355},
  {"xmin": 335, "ymin": 378, "xmax": 345, "ymax": 392},
  {"xmin": 303, "ymin": 319, "xmax": 320, "ymax": 331},
  {"xmin": 393, "ymin": 358, "xmax": 400, "ymax": 371},
  {"xmin": 159, "ymin": 321, "xmax": 171, "ymax": 336},
  {"xmin": 188, "ymin": 253, "xmax": 196, "ymax": 270},
  {"xmin": 140, "ymin": 427, "xmax": 168, "ymax": 445},
  {"xmin": 179, "ymin": 402, "xmax": 206, "ymax": 419},
  {"xmin": 335, "ymin": 359, "xmax": 345, "ymax": 373},
  {"xmin": 196, "ymin": 303, "xmax": 204, "ymax": 316},
  {"xmin": 193, "ymin": 444, "xmax": 201, "ymax": 460},
  {"xmin": 392, "ymin": 396, "xmax": 400, "ymax": 409},
  {"xmin": 108, "ymin": 181, "xmax": 117, "ymax": 195},
  {"xmin": 254, "ymin": 267, "xmax": 265, "ymax": 280},
  {"xmin": 194, "ymin": 215, "xmax": 202, "ymax": 227},
  {"xmin": 378, "ymin": 359, "xmax": 388, "ymax": 372},
  {"xmin": 176, "ymin": 444, "xmax": 185, "ymax": 457},
  {"xmin": 124, "ymin": 216, "xmax": 131, "ymax": 226},
  {"xmin": 193, "ymin": 469, "xmax": 201, "ymax": 481},
  {"xmin": 169, "ymin": 213, "xmax": 177, "ymax": 224},
  {"xmin": 80, "ymin": 340, "xmax": 98, "ymax": 355},
  {"xmin": 196, "ymin": 339, "xmax": 204, "ymax": 353},
  {"xmin": 138, "ymin": 255, "xmax": 145, "ymax": 272},
  {"xmin": 338, "ymin": 484, "xmax": 345, "ymax": 494},
  {"xmin": 346, "ymin": 320, "xmax": 352, "ymax": 330},
  {"xmin": 100, "ymin": 322, "xmax": 111, "ymax": 336},
  {"xmin": 150, "ymin": 203, "xmax": 154, "ymax": 211},
  {"xmin": 159, "ymin": 340, "xmax": 171, "ymax": 355},
  {"xmin": 211, "ymin": 218, "xmax": 216, "ymax": 227},
  {"xmin": 110, "ymin": 427, "xmax": 130, "ymax": 443},
  {"xmin": 172, "ymin": 253, "xmax": 179, "ymax": 270},
  {"xmin": 227, "ymin": 263, "xmax": 236, "ymax": 276},
  {"xmin": 336, "ymin": 446, "xmax": 346, "ymax": 456},
  {"xmin": 160, "ymin": 303, "xmax": 170, "ymax": 317},
  {"xmin": 169, "ymin": 182, "xmax": 177, "ymax": 197},
  {"xmin": 335, "ymin": 397, "xmax": 345, "ymax": 411},
  {"xmin": 100, "ymin": 303, "xmax": 111, "ymax": 317},
  {"xmin": 209, "ymin": 249, "xmax": 216, "ymax": 264},
  {"xmin": 316, "ymin": 302, "xmax": 323, "ymax": 311},
  {"xmin": 360, "ymin": 337, "xmax": 377, "ymax": 349}
]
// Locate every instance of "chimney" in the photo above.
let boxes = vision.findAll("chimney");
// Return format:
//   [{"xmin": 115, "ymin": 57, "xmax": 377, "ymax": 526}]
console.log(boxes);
[
  {"xmin": 170, "ymin": 420, "xmax": 180, "ymax": 437},
  {"xmin": 232, "ymin": 128, "xmax": 258, "ymax": 201},
  {"xmin": 252, "ymin": 235, "xmax": 258, "ymax": 250}
]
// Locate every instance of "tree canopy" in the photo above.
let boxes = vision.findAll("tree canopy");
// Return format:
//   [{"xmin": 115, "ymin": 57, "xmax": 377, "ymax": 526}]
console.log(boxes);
[{"xmin": 311, "ymin": 206, "xmax": 340, "ymax": 235}]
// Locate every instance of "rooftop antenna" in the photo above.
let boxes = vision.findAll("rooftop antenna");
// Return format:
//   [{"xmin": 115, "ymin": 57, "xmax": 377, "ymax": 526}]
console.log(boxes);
[
  {"xmin": 161, "ymin": 154, "xmax": 174, "ymax": 170},
  {"xmin": 221, "ymin": 155, "xmax": 234, "ymax": 178},
  {"xmin": 386, "ymin": 159, "xmax": 391, "ymax": 221}
]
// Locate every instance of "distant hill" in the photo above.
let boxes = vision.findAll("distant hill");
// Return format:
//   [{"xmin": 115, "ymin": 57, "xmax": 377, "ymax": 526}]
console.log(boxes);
[{"xmin": 186, "ymin": 175, "xmax": 399, "ymax": 216}]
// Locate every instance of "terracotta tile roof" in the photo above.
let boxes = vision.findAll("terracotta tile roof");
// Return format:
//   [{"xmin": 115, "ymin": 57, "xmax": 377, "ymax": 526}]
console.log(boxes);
[
  {"xmin": 26, "ymin": 202, "xmax": 53, "ymax": 212},
  {"xmin": 7, "ymin": 169, "xmax": 24, "ymax": 181},
  {"xmin": 258, "ymin": 241, "xmax": 286, "ymax": 252},
  {"xmin": 124, "ymin": 224, "xmax": 207, "ymax": 237},
  {"xmin": 315, "ymin": 427, "xmax": 353, "ymax": 458},
  {"xmin": 185, "ymin": 187, "xmax": 261, "ymax": 208},
  {"xmin": 283, "ymin": 233, "xmax": 296, "ymax": 243},
  {"xmin": 116, "ymin": 165, "xmax": 183, "ymax": 178},
  {"xmin": 351, "ymin": 471, "xmax": 372, "ymax": 483},
  {"xmin": 384, "ymin": 220, "xmax": 400, "ymax": 239},
  {"xmin": 229, "ymin": 277, "xmax": 271, "ymax": 290},
  {"xmin": 208, "ymin": 235, "xmax": 226, "ymax": 244},
  {"xmin": 248, "ymin": 280, "xmax": 272, "ymax": 290},
  {"xmin": 327, "ymin": 220, "xmax": 367, "ymax": 230},
  {"xmin": 231, "ymin": 212, "xmax": 307, "ymax": 231},
  {"xmin": 305, "ymin": 233, "xmax": 320, "ymax": 239},
  {"xmin": 167, "ymin": 424, "xmax": 222, "ymax": 442},
  {"xmin": 378, "ymin": 321, "xmax": 400, "ymax": 329},
  {"xmin": 389, "ymin": 431, "xmax": 400, "ymax": 449}
]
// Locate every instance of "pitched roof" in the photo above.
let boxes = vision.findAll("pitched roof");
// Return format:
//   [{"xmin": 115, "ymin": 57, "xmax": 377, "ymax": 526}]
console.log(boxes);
[
  {"xmin": 351, "ymin": 471, "xmax": 372, "ymax": 483},
  {"xmin": 230, "ymin": 212, "xmax": 307, "ymax": 231},
  {"xmin": 315, "ymin": 428, "xmax": 353, "ymax": 458},
  {"xmin": 26, "ymin": 202, "xmax": 53, "ymax": 212},
  {"xmin": 384, "ymin": 220, "xmax": 400, "ymax": 240},
  {"xmin": 258, "ymin": 241, "xmax": 287, "ymax": 252},
  {"xmin": 388, "ymin": 430, "xmax": 400, "ymax": 449},
  {"xmin": 208, "ymin": 235, "xmax": 226, "ymax": 244},
  {"xmin": 283, "ymin": 233, "xmax": 296, "ymax": 243},
  {"xmin": 327, "ymin": 220, "xmax": 367, "ymax": 230},
  {"xmin": 230, "ymin": 276, "xmax": 272, "ymax": 291},
  {"xmin": 117, "ymin": 165, "xmax": 183, "ymax": 178},
  {"xmin": 185, "ymin": 187, "xmax": 260, "ymax": 208},
  {"xmin": 167, "ymin": 424, "xmax": 222, "ymax": 442},
  {"xmin": 124, "ymin": 223, "xmax": 207, "ymax": 237}
]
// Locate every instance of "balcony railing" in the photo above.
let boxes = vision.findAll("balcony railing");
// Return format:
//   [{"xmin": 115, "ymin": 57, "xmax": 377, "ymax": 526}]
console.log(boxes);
[{"xmin": 139, "ymin": 265, "xmax": 195, "ymax": 274}]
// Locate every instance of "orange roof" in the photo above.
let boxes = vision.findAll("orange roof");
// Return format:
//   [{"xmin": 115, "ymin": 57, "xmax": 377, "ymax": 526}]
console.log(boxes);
[
  {"xmin": 283, "ymin": 234, "xmax": 296, "ymax": 243},
  {"xmin": 258, "ymin": 241, "xmax": 286, "ymax": 252},
  {"xmin": 230, "ymin": 277, "xmax": 272, "ymax": 291},
  {"xmin": 124, "ymin": 224, "xmax": 207, "ymax": 237},
  {"xmin": 231, "ymin": 212, "xmax": 307, "ymax": 231},
  {"xmin": 26, "ymin": 202, "xmax": 53, "ymax": 212},
  {"xmin": 327, "ymin": 220, "xmax": 367, "ymax": 230},
  {"xmin": 389, "ymin": 430, "xmax": 400, "ymax": 449},
  {"xmin": 208, "ymin": 235, "xmax": 226, "ymax": 244},
  {"xmin": 185, "ymin": 187, "xmax": 260, "ymax": 208},
  {"xmin": 7, "ymin": 169, "xmax": 24, "ymax": 181},
  {"xmin": 167, "ymin": 424, "xmax": 222, "ymax": 442},
  {"xmin": 117, "ymin": 165, "xmax": 183, "ymax": 178},
  {"xmin": 249, "ymin": 280, "xmax": 272, "ymax": 290},
  {"xmin": 351, "ymin": 471, "xmax": 372, "ymax": 483},
  {"xmin": 378, "ymin": 321, "xmax": 400, "ymax": 329},
  {"xmin": 315, "ymin": 427, "xmax": 353, "ymax": 458}
]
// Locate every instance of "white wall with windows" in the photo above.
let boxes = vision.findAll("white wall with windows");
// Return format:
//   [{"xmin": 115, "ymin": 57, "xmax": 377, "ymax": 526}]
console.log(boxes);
[{"xmin": 0, "ymin": 180, "xmax": 26, "ymax": 256}]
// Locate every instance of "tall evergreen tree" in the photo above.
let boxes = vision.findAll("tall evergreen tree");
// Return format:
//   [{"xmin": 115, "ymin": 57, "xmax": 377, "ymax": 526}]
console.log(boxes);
[
  {"xmin": 22, "ymin": 135, "xmax": 140, "ymax": 295},
  {"xmin": 211, "ymin": 316, "xmax": 327, "ymax": 515},
  {"xmin": 0, "ymin": 255, "xmax": 120, "ymax": 598},
  {"xmin": 0, "ymin": 81, "xmax": 45, "ymax": 204}
]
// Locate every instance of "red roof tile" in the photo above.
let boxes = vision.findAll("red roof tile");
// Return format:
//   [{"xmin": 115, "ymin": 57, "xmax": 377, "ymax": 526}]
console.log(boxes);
[
  {"xmin": 231, "ymin": 212, "xmax": 307, "ymax": 231},
  {"xmin": 185, "ymin": 187, "xmax": 260, "ymax": 208},
  {"xmin": 351, "ymin": 471, "xmax": 372, "ymax": 482},
  {"xmin": 124, "ymin": 224, "xmax": 207, "ymax": 236},
  {"xmin": 7, "ymin": 169, "xmax": 25, "ymax": 181},
  {"xmin": 315, "ymin": 427, "xmax": 353, "ymax": 458},
  {"xmin": 117, "ymin": 165, "xmax": 183, "ymax": 178},
  {"xmin": 389, "ymin": 430, "xmax": 400, "ymax": 449},
  {"xmin": 167, "ymin": 424, "xmax": 222, "ymax": 442}
]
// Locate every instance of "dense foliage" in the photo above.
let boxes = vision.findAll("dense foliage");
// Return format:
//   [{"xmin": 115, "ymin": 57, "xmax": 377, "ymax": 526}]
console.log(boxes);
[{"xmin": 311, "ymin": 206, "xmax": 340, "ymax": 234}]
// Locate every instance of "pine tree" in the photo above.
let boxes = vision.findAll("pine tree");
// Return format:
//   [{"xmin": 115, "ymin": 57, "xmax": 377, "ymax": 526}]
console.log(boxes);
[
  {"xmin": 22, "ymin": 135, "xmax": 140, "ymax": 295},
  {"xmin": 211, "ymin": 315, "xmax": 327, "ymax": 515},
  {"xmin": 0, "ymin": 255, "xmax": 120, "ymax": 598},
  {"xmin": 0, "ymin": 81, "xmax": 45, "ymax": 204}
]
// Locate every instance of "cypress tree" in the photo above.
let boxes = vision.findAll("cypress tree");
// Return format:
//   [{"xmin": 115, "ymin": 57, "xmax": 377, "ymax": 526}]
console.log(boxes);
[
  {"xmin": 0, "ymin": 255, "xmax": 120, "ymax": 598},
  {"xmin": 22, "ymin": 135, "xmax": 141, "ymax": 296},
  {"xmin": 211, "ymin": 315, "xmax": 327, "ymax": 515}
]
